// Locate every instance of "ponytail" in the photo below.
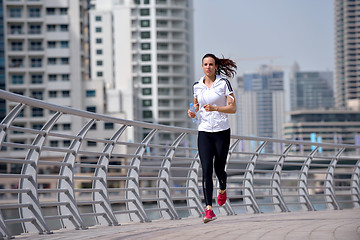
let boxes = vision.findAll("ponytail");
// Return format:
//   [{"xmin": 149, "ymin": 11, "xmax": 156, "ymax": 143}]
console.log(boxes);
[{"xmin": 202, "ymin": 53, "xmax": 237, "ymax": 78}]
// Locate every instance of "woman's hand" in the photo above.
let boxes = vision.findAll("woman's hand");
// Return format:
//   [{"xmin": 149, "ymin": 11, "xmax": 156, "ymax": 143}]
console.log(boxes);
[
  {"xmin": 188, "ymin": 109, "xmax": 196, "ymax": 118},
  {"xmin": 203, "ymin": 104, "xmax": 217, "ymax": 112}
]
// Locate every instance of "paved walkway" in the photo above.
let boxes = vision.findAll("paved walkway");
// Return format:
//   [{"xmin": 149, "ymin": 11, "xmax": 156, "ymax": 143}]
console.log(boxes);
[{"xmin": 17, "ymin": 209, "xmax": 360, "ymax": 240}]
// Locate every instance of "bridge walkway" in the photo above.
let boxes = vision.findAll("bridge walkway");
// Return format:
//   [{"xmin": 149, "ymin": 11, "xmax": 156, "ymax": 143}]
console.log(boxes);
[{"xmin": 15, "ymin": 209, "xmax": 360, "ymax": 240}]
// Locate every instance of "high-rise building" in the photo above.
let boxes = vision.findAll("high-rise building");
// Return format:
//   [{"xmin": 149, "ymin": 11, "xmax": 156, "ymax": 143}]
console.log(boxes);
[
  {"xmin": 290, "ymin": 63, "xmax": 334, "ymax": 111},
  {"xmin": 89, "ymin": 0, "xmax": 194, "ymax": 142},
  {"xmin": 236, "ymin": 65, "xmax": 285, "ymax": 153},
  {"xmin": 2, "ymin": 0, "xmax": 124, "ymax": 155},
  {"xmin": 0, "ymin": 0, "xmax": 5, "ymax": 121},
  {"xmin": 334, "ymin": 0, "xmax": 360, "ymax": 110}
]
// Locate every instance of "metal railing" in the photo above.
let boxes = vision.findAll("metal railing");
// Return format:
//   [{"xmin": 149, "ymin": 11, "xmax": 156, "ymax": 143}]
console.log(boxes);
[{"xmin": 0, "ymin": 89, "xmax": 359, "ymax": 239}]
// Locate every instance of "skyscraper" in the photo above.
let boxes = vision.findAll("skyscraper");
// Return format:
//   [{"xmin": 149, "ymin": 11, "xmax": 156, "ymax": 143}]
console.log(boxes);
[
  {"xmin": 290, "ymin": 62, "xmax": 334, "ymax": 111},
  {"xmin": 236, "ymin": 65, "xmax": 285, "ymax": 153},
  {"xmin": 89, "ymin": 0, "xmax": 194, "ymax": 142},
  {"xmin": 334, "ymin": 0, "xmax": 360, "ymax": 110}
]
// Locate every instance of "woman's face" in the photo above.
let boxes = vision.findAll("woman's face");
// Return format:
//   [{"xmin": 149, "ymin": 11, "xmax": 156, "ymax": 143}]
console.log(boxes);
[{"xmin": 202, "ymin": 57, "xmax": 217, "ymax": 78}]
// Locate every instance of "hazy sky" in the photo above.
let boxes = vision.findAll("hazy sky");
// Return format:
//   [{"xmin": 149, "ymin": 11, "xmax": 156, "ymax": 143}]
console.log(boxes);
[{"xmin": 192, "ymin": 0, "xmax": 334, "ymax": 80}]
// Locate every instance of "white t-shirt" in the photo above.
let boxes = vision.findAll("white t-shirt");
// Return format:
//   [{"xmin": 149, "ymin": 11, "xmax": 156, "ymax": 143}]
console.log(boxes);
[{"xmin": 193, "ymin": 75, "xmax": 234, "ymax": 132}]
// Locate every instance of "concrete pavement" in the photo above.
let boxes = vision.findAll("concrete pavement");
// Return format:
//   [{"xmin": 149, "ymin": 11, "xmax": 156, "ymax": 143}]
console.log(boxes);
[{"xmin": 16, "ymin": 208, "xmax": 360, "ymax": 240}]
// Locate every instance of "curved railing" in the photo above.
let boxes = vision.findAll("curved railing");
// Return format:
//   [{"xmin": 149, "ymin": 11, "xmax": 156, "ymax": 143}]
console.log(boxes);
[{"xmin": 0, "ymin": 89, "xmax": 359, "ymax": 239}]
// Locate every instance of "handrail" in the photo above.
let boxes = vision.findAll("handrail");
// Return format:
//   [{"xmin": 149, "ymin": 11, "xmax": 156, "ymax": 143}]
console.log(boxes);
[{"xmin": 0, "ymin": 89, "xmax": 359, "ymax": 239}]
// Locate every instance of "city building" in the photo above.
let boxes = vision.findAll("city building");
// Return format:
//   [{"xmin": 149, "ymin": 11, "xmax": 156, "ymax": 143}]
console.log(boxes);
[
  {"xmin": 290, "ymin": 63, "xmax": 334, "ymax": 111},
  {"xmin": 334, "ymin": 0, "xmax": 360, "ymax": 110},
  {"xmin": 284, "ymin": 109, "xmax": 360, "ymax": 153},
  {"xmin": 89, "ymin": 0, "xmax": 194, "ymax": 142},
  {"xmin": 235, "ymin": 65, "xmax": 285, "ymax": 153}
]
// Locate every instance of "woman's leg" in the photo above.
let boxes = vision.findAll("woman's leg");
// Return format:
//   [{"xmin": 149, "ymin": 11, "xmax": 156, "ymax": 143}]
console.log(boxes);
[
  {"xmin": 214, "ymin": 128, "xmax": 230, "ymax": 191},
  {"xmin": 198, "ymin": 131, "xmax": 215, "ymax": 207}
]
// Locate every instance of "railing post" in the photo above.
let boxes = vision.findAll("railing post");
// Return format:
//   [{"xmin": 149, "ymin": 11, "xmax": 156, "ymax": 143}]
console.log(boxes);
[
  {"xmin": 219, "ymin": 139, "xmax": 239, "ymax": 215},
  {"xmin": 58, "ymin": 119, "xmax": 97, "ymax": 230},
  {"xmin": 243, "ymin": 141, "xmax": 266, "ymax": 213},
  {"xmin": 298, "ymin": 147, "xmax": 317, "ymax": 211},
  {"xmin": 125, "ymin": 130, "xmax": 158, "ymax": 222},
  {"xmin": 351, "ymin": 159, "xmax": 360, "ymax": 208},
  {"xmin": 92, "ymin": 125, "xmax": 128, "ymax": 226},
  {"xmin": 0, "ymin": 211, "xmax": 11, "ymax": 239},
  {"xmin": 271, "ymin": 144, "xmax": 292, "ymax": 212},
  {"xmin": 324, "ymin": 148, "xmax": 345, "ymax": 210},
  {"xmin": 19, "ymin": 112, "xmax": 62, "ymax": 234},
  {"xmin": 0, "ymin": 103, "xmax": 25, "ymax": 146},
  {"xmin": 186, "ymin": 152, "xmax": 203, "ymax": 217},
  {"xmin": 157, "ymin": 133, "xmax": 186, "ymax": 220}
]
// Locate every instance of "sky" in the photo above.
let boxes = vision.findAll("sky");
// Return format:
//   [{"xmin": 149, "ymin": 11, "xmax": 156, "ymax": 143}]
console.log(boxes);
[{"xmin": 192, "ymin": 0, "xmax": 334, "ymax": 80}]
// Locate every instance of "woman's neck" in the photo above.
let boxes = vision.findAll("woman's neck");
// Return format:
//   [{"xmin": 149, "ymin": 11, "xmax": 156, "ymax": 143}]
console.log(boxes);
[{"xmin": 204, "ymin": 75, "xmax": 216, "ymax": 88}]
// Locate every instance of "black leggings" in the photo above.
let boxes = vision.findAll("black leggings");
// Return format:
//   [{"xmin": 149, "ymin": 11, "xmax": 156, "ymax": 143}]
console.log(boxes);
[{"xmin": 198, "ymin": 128, "xmax": 230, "ymax": 207}]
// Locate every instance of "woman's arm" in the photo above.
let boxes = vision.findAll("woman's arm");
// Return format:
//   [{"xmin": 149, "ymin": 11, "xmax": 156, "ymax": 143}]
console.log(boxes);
[{"xmin": 203, "ymin": 93, "xmax": 236, "ymax": 114}]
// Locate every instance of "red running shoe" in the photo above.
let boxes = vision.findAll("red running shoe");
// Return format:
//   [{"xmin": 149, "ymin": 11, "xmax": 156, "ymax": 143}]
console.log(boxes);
[
  {"xmin": 217, "ymin": 190, "xmax": 227, "ymax": 206},
  {"xmin": 203, "ymin": 209, "xmax": 217, "ymax": 223}
]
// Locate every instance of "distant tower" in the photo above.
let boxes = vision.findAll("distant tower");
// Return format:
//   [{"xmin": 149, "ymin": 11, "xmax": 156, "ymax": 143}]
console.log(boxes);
[
  {"xmin": 89, "ymin": 0, "xmax": 195, "ymax": 142},
  {"xmin": 334, "ymin": 0, "xmax": 360, "ymax": 110},
  {"xmin": 236, "ymin": 65, "xmax": 285, "ymax": 153},
  {"xmin": 290, "ymin": 63, "xmax": 334, "ymax": 111}
]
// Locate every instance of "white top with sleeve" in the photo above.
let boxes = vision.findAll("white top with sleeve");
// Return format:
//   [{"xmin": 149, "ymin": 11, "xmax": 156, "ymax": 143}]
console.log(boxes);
[{"xmin": 193, "ymin": 75, "xmax": 234, "ymax": 132}]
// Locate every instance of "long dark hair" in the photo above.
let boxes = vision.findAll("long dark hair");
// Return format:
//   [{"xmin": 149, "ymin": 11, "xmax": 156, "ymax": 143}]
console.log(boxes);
[{"xmin": 202, "ymin": 53, "xmax": 237, "ymax": 78}]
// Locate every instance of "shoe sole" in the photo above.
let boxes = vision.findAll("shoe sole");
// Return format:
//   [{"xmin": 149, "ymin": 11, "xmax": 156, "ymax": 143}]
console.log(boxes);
[{"xmin": 203, "ymin": 217, "xmax": 217, "ymax": 223}]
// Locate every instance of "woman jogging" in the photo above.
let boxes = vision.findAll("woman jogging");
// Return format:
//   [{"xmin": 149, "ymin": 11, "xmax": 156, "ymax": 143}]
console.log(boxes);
[{"xmin": 188, "ymin": 53, "xmax": 237, "ymax": 223}]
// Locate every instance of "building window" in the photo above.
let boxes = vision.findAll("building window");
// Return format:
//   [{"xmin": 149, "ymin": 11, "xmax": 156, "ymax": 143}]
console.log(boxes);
[
  {"xmin": 144, "ymin": 0, "xmax": 150, "ymax": 4},
  {"xmin": 32, "ymin": 124, "xmax": 43, "ymax": 130},
  {"xmin": 96, "ymin": 49, "xmax": 103, "ymax": 55},
  {"xmin": 11, "ymin": 41, "xmax": 23, "ymax": 51},
  {"xmin": 86, "ymin": 106, "xmax": 96, "ymax": 113},
  {"xmin": 86, "ymin": 90, "xmax": 96, "ymax": 97},
  {"xmin": 31, "ymin": 74, "xmax": 43, "ymax": 84},
  {"xmin": 90, "ymin": 123, "xmax": 97, "ymax": 130},
  {"xmin": 96, "ymin": 60, "xmax": 103, "ymax": 66},
  {"xmin": 48, "ymin": 74, "xmax": 57, "ymax": 81},
  {"xmin": 60, "ymin": 25, "xmax": 68, "ymax": 32},
  {"xmin": 140, "ymin": 9, "xmax": 150, "ymax": 16},
  {"xmin": 63, "ymin": 140, "xmax": 71, "ymax": 147},
  {"xmin": 96, "ymin": 38, "xmax": 102, "ymax": 44},
  {"xmin": 29, "ymin": 24, "xmax": 41, "ymax": 34},
  {"xmin": 63, "ymin": 123, "xmax": 71, "ymax": 130},
  {"xmin": 142, "ymin": 76, "xmax": 151, "ymax": 84},
  {"xmin": 141, "ymin": 54, "xmax": 151, "ymax": 61},
  {"xmin": 143, "ymin": 110, "xmax": 152, "ymax": 118},
  {"xmin": 140, "ymin": 20, "xmax": 150, "ymax": 27},
  {"xmin": 49, "ymin": 91, "xmax": 57, "ymax": 98},
  {"xmin": 48, "ymin": 41, "xmax": 56, "ymax": 48},
  {"xmin": 61, "ymin": 58, "xmax": 69, "ymax": 65},
  {"xmin": 87, "ymin": 141, "xmax": 97, "ymax": 147},
  {"xmin": 104, "ymin": 122, "xmax": 114, "ymax": 129},
  {"xmin": 32, "ymin": 107, "xmax": 44, "ymax": 117},
  {"xmin": 11, "ymin": 75, "xmax": 24, "ymax": 84},
  {"xmin": 142, "ymin": 88, "xmax": 152, "ymax": 95},
  {"xmin": 62, "ymin": 74, "xmax": 70, "ymax": 81},
  {"xmin": 10, "ymin": 25, "xmax": 23, "ymax": 34},
  {"xmin": 141, "ymin": 43, "xmax": 151, "ymax": 50},
  {"xmin": 96, "ymin": 27, "xmax": 102, "ymax": 33},
  {"xmin": 95, "ymin": 16, "xmax": 102, "ymax": 21},
  {"xmin": 29, "ymin": 41, "xmax": 42, "ymax": 51},
  {"xmin": 31, "ymin": 58, "xmax": 42, "ymax": 67},
  {"xmin": 140, "ymin": 31, "xmax": 151, "ymax": 39},
  {"xmin": 142, "ymin": 99, "xmax": 152, "ymax": 106},
  {"xmin": 62, "ymin": 90, "xmax": 70, "ymax": 97},
  {"xmin": 31, "ymin": 91, "xmax": 43, "ymax": 100},
  {"xmin": 47, "ymin": 24, "xmax": 56, "ymax": 32},
  {"xmin": 141, "ymin": 65, "xmax": 151, "ymax": 73},
  {"xmin": 50, "ymin": 140, "xmax": 58, "ymax": 147},
  {"xmin": 60, "ymin": 8, "xmax": 68, "ymax": 15},
  {"xmin": 46, "ymin": 8, "xmax": 55, "ymax": 15},
  {"xmin": 97, "ymin": 71, "xmax": 103, "ymax": 77},
  {"xmin": 60, "ymin": 41, "xmax": 69, "ymax": 48},
  {"xmin": 48, "ymin": 58, "xmax": 56, "ymax": 65},
  {"xmin": 28, "ymin": 8, "xmax": 41, "ymax": 18},
  {"xmin": 9, "ymin": 8, "xmax": 22, "ymax": 18}
]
